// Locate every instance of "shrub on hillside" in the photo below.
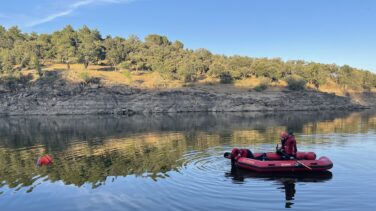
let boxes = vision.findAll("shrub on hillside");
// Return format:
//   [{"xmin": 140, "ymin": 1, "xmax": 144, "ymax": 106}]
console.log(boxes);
[
  {"xmin": 254, "ymin": 79, "xmax": 270, "ymax": 92},
  {"xmin": 79, "ymin": 71, "xmax": 90, "ymax": 82},
  {"xmin": 86, "ymin": 77, "xmax": 101, "ymax": 84},
  {"xmin": 177, "ymin": 63, "xmax": 197, "ymax": 82},
  {"xmin": 79, "ymin": 71, "xmax": 101, "ymax": 85},
  {"xmin": 121, "ymin": 70, "xmax": 132, "ymax": 80},
  {"xmin": 229, "ymin": 70, "xmax": 242, "ymax": 80},
  {"xmin": 219, "ymin": 71, "xmax": 233, "ymax": 84},
  {"xmin": 286, "ymin": 75, "xmax": 306, "ymax": 90},
  {"xmin": 179, "ymin": 70, "xmax": 197, "ymax": 82}
]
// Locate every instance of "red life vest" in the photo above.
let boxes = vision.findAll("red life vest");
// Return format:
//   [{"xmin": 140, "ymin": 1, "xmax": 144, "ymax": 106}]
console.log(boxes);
[
  {"xmin": 231, "ymin": 148, "xmax": 240, "ymax": 159},
  {"xmin": 231, "ymin": 148, "xmax": 250, "ymax": 160},
  {"xmin": 283, "ymin": 135, "xmax": 297, "ymax": 156},
  {"xmin": 240, "ymin": 149, "xmax": 249, "ymax": 158}
]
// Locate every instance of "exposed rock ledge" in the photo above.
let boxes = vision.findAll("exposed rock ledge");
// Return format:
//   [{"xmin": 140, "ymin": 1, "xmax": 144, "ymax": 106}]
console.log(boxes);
[{"xmin": 0, "ymin": 78, "xmax": 366, "ymax": 115}]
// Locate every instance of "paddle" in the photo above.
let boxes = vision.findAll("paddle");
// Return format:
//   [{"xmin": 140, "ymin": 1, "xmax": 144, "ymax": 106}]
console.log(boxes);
[
  {"xmin": 295, "ymin": 160, "xmax": 312, "ymax": 170},
  {"xmin": 276, "ymin": 144, "xmax": 312, "ymax": 170}
]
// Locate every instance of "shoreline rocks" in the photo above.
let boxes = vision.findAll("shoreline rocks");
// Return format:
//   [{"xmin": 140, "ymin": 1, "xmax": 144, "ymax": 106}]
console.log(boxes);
[{"xmin": 0, "ymin": 82, "xmax": 367, "ymax": 115}]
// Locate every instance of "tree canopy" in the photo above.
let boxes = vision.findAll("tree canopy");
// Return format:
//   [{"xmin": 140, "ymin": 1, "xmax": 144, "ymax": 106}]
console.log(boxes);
[{"xmin": 0, "ymin": 25, "xmax": 375, "ymax": 90}]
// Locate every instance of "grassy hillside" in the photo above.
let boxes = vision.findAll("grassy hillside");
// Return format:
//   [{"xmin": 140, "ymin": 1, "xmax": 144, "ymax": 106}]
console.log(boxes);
[
  {"xmin": 1, "ymin": 25, "xmax": 375, "ymax": 95},
  {"xmin": 5, "ymin": 63, "xmax": 374, "ymax": 98}
]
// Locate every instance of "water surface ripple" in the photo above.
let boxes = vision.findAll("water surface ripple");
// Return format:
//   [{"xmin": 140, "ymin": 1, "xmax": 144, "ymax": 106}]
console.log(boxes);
[{"xmin": 0, "ymin": 111, "xmax": 376, "ymax": 210}]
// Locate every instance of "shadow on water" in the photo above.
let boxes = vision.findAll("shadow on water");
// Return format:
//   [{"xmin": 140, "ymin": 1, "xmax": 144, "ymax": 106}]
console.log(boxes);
[{"xmin": 226, "ymin": 166, "xmax": 333, "ymax": 208}]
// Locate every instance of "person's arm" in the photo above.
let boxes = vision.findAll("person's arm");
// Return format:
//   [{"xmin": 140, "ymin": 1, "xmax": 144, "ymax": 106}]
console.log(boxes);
[{"xmin": 234, "ymin": 149, "xmax": 243, "ymax": 160}]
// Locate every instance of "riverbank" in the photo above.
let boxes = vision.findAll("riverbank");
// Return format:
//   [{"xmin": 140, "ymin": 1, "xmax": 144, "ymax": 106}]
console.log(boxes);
[{"xmin": 0, "ymin": 71, "xmax": 367, "ymax": 115}]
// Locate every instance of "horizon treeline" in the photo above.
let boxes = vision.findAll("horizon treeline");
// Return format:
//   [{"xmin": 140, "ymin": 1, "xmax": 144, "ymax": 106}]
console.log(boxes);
[{"xmin": 0, "ymin": 25, "xmax": 376, "ymax": 90}]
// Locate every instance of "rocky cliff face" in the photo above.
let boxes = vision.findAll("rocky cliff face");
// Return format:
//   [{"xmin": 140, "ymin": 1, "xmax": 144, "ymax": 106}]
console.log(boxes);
[{"xmin": 0, "ymin": 75, "xmax": 366, "ymax": 115}]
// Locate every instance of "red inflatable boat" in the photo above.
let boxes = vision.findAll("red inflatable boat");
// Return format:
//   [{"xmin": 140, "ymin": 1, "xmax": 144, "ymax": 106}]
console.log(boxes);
[{"xmin": 225, "ymin": 151, "xmax": 333, "ymax": 172}]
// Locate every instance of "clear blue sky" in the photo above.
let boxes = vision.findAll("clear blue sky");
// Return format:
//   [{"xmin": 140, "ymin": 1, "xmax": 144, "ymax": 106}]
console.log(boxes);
[{"xmin": 0, "ymin": 0, "xmax": 375, "ymax": 72}]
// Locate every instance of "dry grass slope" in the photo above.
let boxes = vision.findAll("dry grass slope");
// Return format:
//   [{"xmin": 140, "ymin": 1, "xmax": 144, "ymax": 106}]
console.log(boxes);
[{"xmin": 12, "ymin": 63, "xmax": 376, "ymax": 97}]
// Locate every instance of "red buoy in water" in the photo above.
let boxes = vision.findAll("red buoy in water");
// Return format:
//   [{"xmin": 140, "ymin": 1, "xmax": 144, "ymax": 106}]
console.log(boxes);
[{"xmin": 37, "ymin": 154, "xmax": 53, "ymax": 166}]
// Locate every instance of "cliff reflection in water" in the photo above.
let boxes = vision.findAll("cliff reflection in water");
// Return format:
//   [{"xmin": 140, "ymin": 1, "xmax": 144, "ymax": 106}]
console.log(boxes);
[{"xmin": 0, "ymin": 110, "xmax": 375, "ymax": 192}]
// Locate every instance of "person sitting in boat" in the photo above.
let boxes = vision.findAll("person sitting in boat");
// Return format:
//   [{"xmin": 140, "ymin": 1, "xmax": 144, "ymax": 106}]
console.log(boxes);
[
  {"xmin": 230, "ymin": 148, "xmax": 254, "ymax": 160},
  {"xmin": 225, "ymin": 148, "xmax": 266, "ymax": 162},
  {"xmin": 276, "ymin": 131, "xmax": 288, "ymax": 157},
  {"xmin": 279, "ymin": 131, "xmax": 289, "ymax": 149},
  {"xmin": 277, "ymin": 131, "xmax": 298, "ymax": 159},
  {"xmin": 284, "ymin": 131, "xmax": 298, "ymax": 157}
]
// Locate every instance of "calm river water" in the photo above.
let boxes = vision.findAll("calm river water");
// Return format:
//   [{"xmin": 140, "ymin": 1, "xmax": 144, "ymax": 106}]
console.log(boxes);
[{"xmin": 0, "ymin": 111, "xmax": 376, "ymax": 210}]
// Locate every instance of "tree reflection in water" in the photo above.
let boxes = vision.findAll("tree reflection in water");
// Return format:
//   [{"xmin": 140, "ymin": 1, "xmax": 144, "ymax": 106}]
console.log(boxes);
[{"xmin": 0, "ymin": 110, "xmax": 373, "ymax": 193}]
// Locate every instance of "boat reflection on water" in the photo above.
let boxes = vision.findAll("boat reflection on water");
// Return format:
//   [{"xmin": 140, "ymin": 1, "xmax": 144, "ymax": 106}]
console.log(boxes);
[{"xmin": 226, "ymin": 166, "xmax": 333, "ymax": 208}]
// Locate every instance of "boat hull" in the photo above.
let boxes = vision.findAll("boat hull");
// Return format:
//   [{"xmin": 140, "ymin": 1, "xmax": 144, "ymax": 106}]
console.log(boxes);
[
  {"xmin": 235, "ymin": 156, "xmax": 333, "ymax": 172},
  {"xmin": 225, "ymin": 151, "xmax": 333, "ymax": 173}
]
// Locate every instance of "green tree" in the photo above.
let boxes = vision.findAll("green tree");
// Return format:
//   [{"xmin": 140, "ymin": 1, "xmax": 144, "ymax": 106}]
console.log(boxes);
[
  {"xmin": 193, "ymin": 48, "xmax": 212, "ymax": 74},
  {"xmin": 0, "ymin": 25, "xmax": 376, "ymax": 91},
  {"xmin": 264, "ymin": 58, "xmax": 283, "ymax": 81},
  {"xmin": 219, "ymin": 71, "xmax": 233, "ymax": 84},
  {"xmin": 177, "ymin": 62, "xmax": 197, "ymax": 82},
  {"xmin": 51, "ymin": 25, "xmax": 78, "ymax": 69},
  {"xmin": 124, "ymin": 35, "xmax": 142, "ymax": 53},
  {"xmin": 77, "ymin": 26, "xmax": 102, "ymax": 69},
  {"xmin": 208, "ymin": 60, "xmax": 226, "ymax": 78},
  {"xmin": 0, "ymin": 26, "xmax": 25, "ymax": 49},
  {"xmin": 286, "ymin": 75, "xmax": 306, "ymax": 90},
  {"xmin": 145, "ymin": 34, "xmax": 170, "ymax": 46},
  {"xmin": 338, "ymin": 65, "xmax": 358, "ymax": 89},
  {"xmin": 31, "ymin": 54, "xmax": 43, "ymax": 77},
  {"xmin": 360, "ymin": 71, "xmax": 373, "ymax": 91},
  {"xmin": 12, "ymin": 41, "xmax": 31, "ymax": 68},
  {"xmin": 0, "ymin": 25, "xmax": 8, "ymax": 48},
  {"xmin": 228, "ymin": 56, "xmax": 254, "ymax": 79},
  {"xmin": 252, "ymin": 58, "xmax": 269, "ymax": 78},
  {"xmin": 35, "ymin": 34, "xmax": 55, "ymax": 64},
  {"xmin": 123, "ymin": 50, "xmax": 151, "ymax": 72},
  {"xmin": 0, "ymin": 49, "xmax": 15, "ymax": 73},
  {"xmin": 172, "ymin": 40, "xmax": 184, "ymax": 49},
  {"xmin": 104, "ymin": 37, "xmax": 126, "ymax": 70},
  {"xmin": 307, "ymin": 63, "xmax": 327, "ymax": 89}
]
